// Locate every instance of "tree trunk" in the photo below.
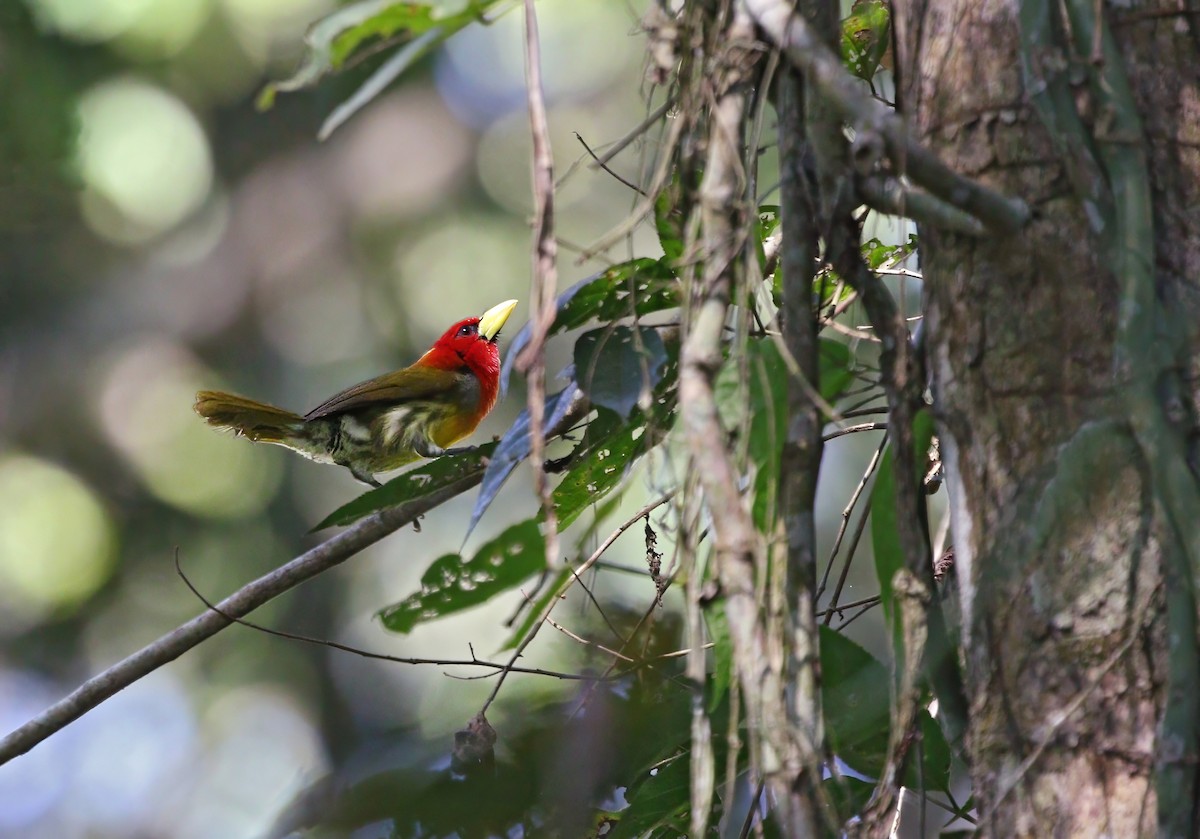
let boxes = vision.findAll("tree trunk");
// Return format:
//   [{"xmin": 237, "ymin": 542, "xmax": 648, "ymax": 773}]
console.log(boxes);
[{"xmin": 893, "ymin": 2, "xmax": 1200, "ymax": 835}]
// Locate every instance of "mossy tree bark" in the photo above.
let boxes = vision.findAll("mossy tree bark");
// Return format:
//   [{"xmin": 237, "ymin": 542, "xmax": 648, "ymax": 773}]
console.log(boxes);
[{"xmin": 893, "ymin": 2, "xmax": 1200, "ymax": 834}]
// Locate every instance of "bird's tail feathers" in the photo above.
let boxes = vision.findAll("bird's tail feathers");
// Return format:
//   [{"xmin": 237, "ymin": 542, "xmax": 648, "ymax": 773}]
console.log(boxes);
[{"xmin": 194, "ymin": 391, "xmax": 305, "ymax": 445}]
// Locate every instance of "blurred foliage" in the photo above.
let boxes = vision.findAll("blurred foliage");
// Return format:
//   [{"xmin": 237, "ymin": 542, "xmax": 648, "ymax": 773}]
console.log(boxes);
[{"xmin": 0, "ymin": 0, "xmax": 957, "ymax": 836}]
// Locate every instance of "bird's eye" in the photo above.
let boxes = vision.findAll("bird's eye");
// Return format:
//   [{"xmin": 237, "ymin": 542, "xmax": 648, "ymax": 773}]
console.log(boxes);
[{"xmin": 459, "ymin": 324, "xmax": 476, "ymax": 337}]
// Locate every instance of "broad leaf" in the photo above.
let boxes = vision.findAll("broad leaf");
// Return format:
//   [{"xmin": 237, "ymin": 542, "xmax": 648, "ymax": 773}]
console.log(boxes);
[
  {"xmin": 841, "ymin": 0, "xmax": 891, "ymax": 83},
  {"xmin": 574, "ymin": 325, "xmax": 668, "ymax": 419},
  {"xmin": 378, "ymin": 518, "xmax": 545, "ymax": 633},
  {"xmin": 718, "ymin": 337, "xmax": 855, "ymax": 529},
  {"xmin": 820, "ymin": 626, "xmax": 950, "ymax": 791},
  {"xmin": 608, "ymin": 755, "xmax": 690, "ymax": 839},
  {"xmin": 552, "ymin": 366, "xmax": 677, "ymax": 531},
  {"xmin": 314, "ymin": 442, "xmax": 495, "ymax": 530},
  {"xmin": 869, "ymin": 408, "xmax": 935, "ymax": 625},
  {"xmin": 501, "ymin": 258, "xmax": 679, "ymax": 394}
]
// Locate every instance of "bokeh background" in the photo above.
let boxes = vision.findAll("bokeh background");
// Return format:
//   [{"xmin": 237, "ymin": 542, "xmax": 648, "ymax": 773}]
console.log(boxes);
[{"xmin": 0, "ymin": 1, "xmax": 918, "ymax": 835}]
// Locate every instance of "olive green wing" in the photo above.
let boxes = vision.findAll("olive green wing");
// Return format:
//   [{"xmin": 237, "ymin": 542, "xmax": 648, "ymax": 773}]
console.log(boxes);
[{"xmin": 304, "ymin": 364, "xmax": 464, "ymax": 420}]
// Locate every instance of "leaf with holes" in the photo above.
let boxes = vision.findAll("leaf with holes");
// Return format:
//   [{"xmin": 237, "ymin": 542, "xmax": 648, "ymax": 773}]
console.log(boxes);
[
  {"xmin": 313, "ymin": 441, "xmax": 495, "ymax": 530},
  {"xmin": 574, "ymin": 326, "xmax": 668, "ymax": 420},
  {"xmin": 378, "ymin": 519, "xmax": 545, "ymax": 633},
  {"xmin": 841, "ymin": 0, "xmax": 891, "ymax": 83},
  {"xmin": 552, "ymin": 367, "xmax": 676, "ymax": 531}
]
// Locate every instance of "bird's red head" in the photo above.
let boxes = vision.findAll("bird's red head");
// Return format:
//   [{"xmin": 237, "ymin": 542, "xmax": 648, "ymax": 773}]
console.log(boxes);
[{"xmin": 416, "ymin": 300, "xmax": 518, "ymax": 412}]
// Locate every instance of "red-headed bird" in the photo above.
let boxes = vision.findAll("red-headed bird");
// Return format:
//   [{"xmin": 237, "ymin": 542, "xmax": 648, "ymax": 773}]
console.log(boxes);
[{"xmin": 194, "ymin": 299, "xmax": 518, "ymax": 486}]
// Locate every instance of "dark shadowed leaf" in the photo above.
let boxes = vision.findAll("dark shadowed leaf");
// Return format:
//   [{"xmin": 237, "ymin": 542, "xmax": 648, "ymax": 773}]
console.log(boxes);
[
  {"xmin": 608, "ymin": 754, "xmax": 690, "ymax": 838},
  {"xmin": 501, "ymin": 258, "xmax": 679, "ymax": 394},
  {"xmin": 870, "ymin": 408, "xmax": 935, "ymax": 625},
  {"xmin": 574, "ymin": 325, "xmax": 668, "ymax": 419},
  {"xmin": 821, "ymin": 626, "xmax": 891, "ymax": 776},
  {"xmin": 378, "ymin": 518, "xmax": 545, "ymax": 633},
  {"xmin": 465, "ymin": 381, "xmax": 582, "ymax": 541},
  {"xmin": 820, "ymin": 625, "xmax": 950, "ymax": 791},
  {"xmin": 313, "ymin": 442, "xmax": 496, "ymax": 530},
  {"xmin": 553, "ymin": 365, "xmax": 676, "ymax": 530}
]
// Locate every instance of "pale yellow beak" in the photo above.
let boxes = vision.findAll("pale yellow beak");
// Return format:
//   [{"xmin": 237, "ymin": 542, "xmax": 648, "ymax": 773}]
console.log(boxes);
[{"xmin": 479, "ymin": 299, "xmax": 518, "ymax": 342}]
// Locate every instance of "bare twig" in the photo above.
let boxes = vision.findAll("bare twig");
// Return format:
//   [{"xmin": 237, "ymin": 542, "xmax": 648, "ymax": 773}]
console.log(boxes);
[
  {"xmin": 174, "ymin": 551, "xmax": 595, "ymax": 682},
  {"xmin": 479, "ymin": 494, "xmax": 675, "ymax": 715},
  {"xmin": 573, "ymin": 132, "xmax": 647, "ymax": 196}
]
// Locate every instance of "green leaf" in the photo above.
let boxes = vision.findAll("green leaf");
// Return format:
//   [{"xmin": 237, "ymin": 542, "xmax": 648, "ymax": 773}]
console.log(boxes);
[
  {"xmin": 257, "ymin": 0, "xmax": 395, "ymax": 110},
  {"xmin": 500, "ymin": 258, "xmax": 679, "ymax": 393},
  {"xmin": 869, "ymin": 409, "xmax": 935, "ymax": 625},
  {"xmin": 378, "ymin": 518, "xmax": 545, "ymax": 633},
  {"xmin": 654, "ymin": 179, "xmax": 685, "ymax": 262},
  {"xmin": 756, "ymin": 204, "xmax": 780, "ymax": 273},
  {"xmin": 313, "ymin": 442, "xmax": 495, "ymax": 530},
  {"xmin": 259, "ymin": 1, "xmax": 500, "ymax": 134},
  {"xmin": 609, "ymin": 754, "xmax": 690, "ymax": 838},
  {"xmin": 705, "ymin": 603, "xmax": 732, "ymax": 713},
  {"xmin": 574, "ymin": 325, "xmax": 668, "ymax": 419},
  {"xmin": 717, "ymin": 337, "xmax": 856, "ymax": 529},
  {"xmin": 552, "ymin": 366, "xmax": 677, "ymax": 531},
  {"xmin": 820, "ymin": 625, "xmax": 950, "ymax": 790},
  {"xmin": 821, "ymin": 626, "xmax": 891, "ymax": 775},
  {"xmin": 841, "ymin": 0, "xmax": 891, "ymax": 83}
]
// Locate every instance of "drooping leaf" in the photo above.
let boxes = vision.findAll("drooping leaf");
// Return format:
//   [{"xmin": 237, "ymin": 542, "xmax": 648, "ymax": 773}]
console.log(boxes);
[
  {"xmin": 465, "ymin": 381, "xmax": 582, "ymax": 541},
  {"xmin": 257, "ymin": 0, "xmax": 394, "ymax": 110},
  {"xmin": 869, "ymin": 408, "xmax": 935, "ymax": 625},
  {"xmin": 821, "ymin": 626, "xmax": 892, "ymax": 775},
  {"xmin": 313, "ymin": 442, "xmax": 496, "ymax": 530},
  {"xmin": 328, "ymin": 1, "xmax": 484, "ymax": 68},
  {"xmin": 378, "ymin": 518, "xmax": 545, "ymax": 633},
  {"xmin": 717, "ymin": 337, "xmax": 856, "ymax": 529},
  {"xmin": 501, "ymin": 258, "xmax": 679, "ymax": 394},
  {"xmin": 705, "ymin": 602, "xmax": 732, "ymax": 713},
  {"xmin": 574, "ymin": 325, "xmax": 668, "ymax": 419}
]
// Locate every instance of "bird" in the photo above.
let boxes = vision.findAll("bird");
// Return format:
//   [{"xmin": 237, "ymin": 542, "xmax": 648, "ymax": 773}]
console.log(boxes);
[{"xmin": 194, "ymin": 299, "xmax": 518, "ymax": 487}]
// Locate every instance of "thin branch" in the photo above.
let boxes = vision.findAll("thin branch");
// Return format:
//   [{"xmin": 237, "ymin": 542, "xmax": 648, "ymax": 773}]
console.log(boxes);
[
  {"xmin": 573, "ymin": 132, "xmax": 647, "ymax": 196},
  {"xmin": 515, "ymin": 0, "xmax": 562, "ymax": 686},
  {"xmin": 479, "ymin": 493, "xmax": 675, "ymax": 715},
  {"xmin": 174, "ymin": 551, "xmax": 595, "ymax": 682}
]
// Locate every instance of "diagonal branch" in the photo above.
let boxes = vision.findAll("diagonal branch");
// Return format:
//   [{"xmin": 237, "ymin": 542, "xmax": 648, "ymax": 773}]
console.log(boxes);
[{"xmin": 0, "ymin": 468, "xmax": 484, "ymax": 766}]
